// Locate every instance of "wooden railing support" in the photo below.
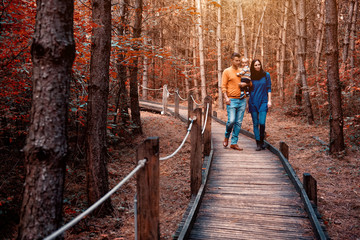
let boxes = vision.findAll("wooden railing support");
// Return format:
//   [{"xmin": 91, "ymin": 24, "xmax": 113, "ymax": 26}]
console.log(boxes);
[
  {"xmin": 203, "ymin": 96, "xmax": 212, "ymax": 156},
  {"xmin": 279, "ymin": 141, "xmax": 289, "ymax": 159},
  {"xmin": 175, "ymin": 88, "xmax": 179, "ymax": 119},
  {"xmin": 191, "ymin": 108, "xmax": 202, "ymax": 196},
  {"xmin": 162, "ymin": 84, "xmax": 168, "ymax": 115},
  {"xmin": 303, "ymin": 173, "xmax": 318, "ymax": 206},
  {"xmin": 187, "ymin": 90, "xmax": 194, "ymax": 127},
  {"xmin": 136, "ymin": 137, "xmax": 160, "ymax": 239}
]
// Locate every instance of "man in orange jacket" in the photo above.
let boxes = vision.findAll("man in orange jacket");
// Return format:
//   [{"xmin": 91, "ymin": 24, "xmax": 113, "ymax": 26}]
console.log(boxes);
[{"xmin": 222, "ymin": 53, "xmax": 252, "ymax": 151}]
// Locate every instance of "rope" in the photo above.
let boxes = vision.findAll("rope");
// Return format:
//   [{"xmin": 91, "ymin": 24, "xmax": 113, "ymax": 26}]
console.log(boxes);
[
  {"xmin": 160, "ymin": 119, "xmax": 194, "ymax": 161},
  {"xmin": 201, "ymin": 103, "xmax": 210, "ymax": 135},
  {"xmin": 165, "ymin": 86, "xmax": 175, "ymax": 96},
  {"xmin": 44, "ymin": 159, "xmax": 147, "ymax": 240},
  {"xmin": 191, "ymin": 95, "xmax": 202, "ymax": 106},
  {"xmin": 175, "ymin": 89, "xmax": 187, "ymax": 101},
  {"xmin": 139, "ymin": 84, "xmax": 163, "ymax": 91}
]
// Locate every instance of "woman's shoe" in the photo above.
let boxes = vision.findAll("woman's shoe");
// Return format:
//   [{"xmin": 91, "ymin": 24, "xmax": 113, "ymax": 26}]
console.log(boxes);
[{"xmin": 256, "ymin": 140, "xmax": 262, "ymax": 151}]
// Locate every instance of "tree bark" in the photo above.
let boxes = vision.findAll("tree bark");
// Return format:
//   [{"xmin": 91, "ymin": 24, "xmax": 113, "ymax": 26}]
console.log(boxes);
[
  {"xmin": 239, "ymin": 2, "xmax": 248, "ymax": 58},
  {"xmin": 195, "ymin": 0, "xmax": 207, "ymax": 101},
  {"xmin": 291, "ymin": 0, "xmax": 302, "ymax": 105},
  {"xmin": 279, "ymin": 0, "xmax": 289, "ymax": 102},
  {"xmin": 217, "ymin": 0, "xmax": 223, "ymax": 109},
  {"xmin": 315, "ymin": 0, "xmax": 325, "ymax": 70},
  {"xmin": 234, "ymin": 2, "xmax": 241, "ymax": 53},
  {"xmin": 296, "ymin": 0, "xmax": 314, "ymax": 124},
  {"xmin": 252, "ymin": 3, "xmax": 267, "ymax": 58},
  {"xmin": 342, "ymin": 0, "xmax": 356, "ymax": 66},
  {"xmin": 114, "ymin": 0, "xmax": 130, "ymax": 125},
  {"xmin": 129, "ymin": 0, "xmax": 143, "ymax": 135},
  {"xmin": 325, "ymin": 0, "xmax": 345, "ymax": 153},
  {"xmin": 86, "ymin": 0, "xmax": 113, "ymax": 216},
  {"xmin": 349, "ymin": 0, "xmax": 358, "ymax": 68},
  {"xmin": 17, "ymin": 0, "xmax": 75, "ymax": 238}
]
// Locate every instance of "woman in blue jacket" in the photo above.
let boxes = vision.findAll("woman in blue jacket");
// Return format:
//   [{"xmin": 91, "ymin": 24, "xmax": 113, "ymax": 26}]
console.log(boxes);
[{"xmin": 248, "ymin": 59, "xmax": 272, "ymax": 151}]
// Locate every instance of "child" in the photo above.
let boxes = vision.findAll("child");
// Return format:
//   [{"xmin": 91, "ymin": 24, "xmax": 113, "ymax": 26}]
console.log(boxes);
[{"xmin": 237, "ymin": 57, "xmax": 251, "ymax": 97}]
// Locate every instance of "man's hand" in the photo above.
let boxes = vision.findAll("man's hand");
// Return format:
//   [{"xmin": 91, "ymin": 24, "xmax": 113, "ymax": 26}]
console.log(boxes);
[{"xmin": 225, "ymin": 97, "xmax": 231, "ymax": 105}]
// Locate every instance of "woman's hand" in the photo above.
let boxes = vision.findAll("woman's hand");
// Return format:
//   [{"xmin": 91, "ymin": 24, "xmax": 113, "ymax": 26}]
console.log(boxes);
[{"xmin": 268, "ymin": 101, "xmax": 272, "ymax": 108}]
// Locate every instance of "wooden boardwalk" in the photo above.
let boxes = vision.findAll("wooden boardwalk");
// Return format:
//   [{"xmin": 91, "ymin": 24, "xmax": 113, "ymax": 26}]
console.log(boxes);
[
  {"xmin": 139, "ymin": 101, "xmax": 318, "ymax": 239},
  {"xmin": 187, "ymin": 120, "xmax": 314, "ymax": 239}
]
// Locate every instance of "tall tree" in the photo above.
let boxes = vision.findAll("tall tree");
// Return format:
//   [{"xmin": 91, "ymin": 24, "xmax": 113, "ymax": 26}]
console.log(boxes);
[
  {"xmin": 342, "ymin": 0, "xmax": 356, "ymax": 66},
  {"xmin": 294, "ymin": 0, "xmax": 314, "ymax": 124},
  {"xmin": 252, "ymin": 3, "xmax": 267, "ymax": 58},
  {"xmin": 239, "ymin": 2, "xmax": 248, "ymax": 58},
  {"xmin": 17, "ymin": 0, "xmax": 75, "ymax": 238},
  {"xmin": 234, "ymin": 2, "xmax": 241, "ymax": 53},
  {"xmin": 217, "ymin": 0, "xmax": 223, "ymax": 109},
  {"xmin": 279, "ymin": 0, "xmax": 289, "ymax": 102},
  {"xmin": 349, "ymin": 0, "xmax": 358, "ymax": 68},
  {"xmin": 195, "ymin": 0, "xmax": 207, "ymax": 100},
  {"xmin": 325, "ymin": 0, "xmax": 345, "ymax": 153},
  {"xmin": 129, "ymin": 0, "xmax": 143, "ymax": 135},
  {"xmin": 114, "ymin": 0, "xmax": 130, "ymax": 126},
  {"xmin": 86, "ymin": 0, "xmax": 113, "ymax": 216}
]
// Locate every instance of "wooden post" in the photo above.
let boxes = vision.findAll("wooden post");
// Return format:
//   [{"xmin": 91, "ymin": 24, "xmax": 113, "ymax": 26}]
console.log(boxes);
[
  {"xmin": 136, "ymin": 137, "xmax": 160, "ymax": 239},
  {"xmin": 191, "ymin": 108, "xmax": 202, "ymax": 196},
  {"xmin": 175, "ymin": 88, "xmax": 179, "ymax": 119},
  {"xmin": 303, "ymin": 173, "xmax": 318, "ymax": 206},
  {"xmin": 203, "ymin": 96, "xmax": 212, "ymax": 156},
  {"xmin": 188, "ymin": 90, "xmax": 194, "ymax": 127},
  {"xmin": 162, "ymin": 84, "xmax": 168, "ymax": 115},
  {"xmin": 279, "ymin": 141, "xmax": 289, "ymax": 159}
]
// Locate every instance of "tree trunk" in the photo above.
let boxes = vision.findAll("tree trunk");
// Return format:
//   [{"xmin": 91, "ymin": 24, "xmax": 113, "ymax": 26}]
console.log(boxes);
[
  {"xmin": 250, "ymin": 12, "xmax": 255, "ymax": 59},
  {"xmin": 252, "ymin": 3, "xmax": 267, "ymax": 58},
  {"xmin": 342, "ymin": 0, "xmax": 356, "ymax": 66},
  {"xmin": 315, "ymin": 0, "xmax": 325, "ymax": 70},
  {"xmin": 349, "ymin": 0, "xmax": 358, "ymax": 68},
  {"xmin": 114, "ymin": 0, "xmax": 130, "ymax": 125},
  {"xmin": 142, "ymin": 37, "xmax": 149, "ymax": 100},
  {"xmin": 325, "ymin": 0, "xmax": 345, "ymax": 153},
  {"xmin": 86, "ymin": 0, "xmax": 113, "ymax": 216},
  {"xmin": 279, "ymin": 0, "xmax": 289, "ymax": 102},
  {"xmin": 129, "ymin": 0, "xmax": 143, "ymax": 135},
  {"xmin": 292, "ymin": 0, "xmax": 302, "ymax": 105},
  {"xmin": 234, "ymin": 2, "xmax": 241, "ymax": 53},
  {"xmin": 296, "ymin": 0, "xmax": 314, "ymax": 124},
  {"xmin": 195, "ymin": 0, "xmax": 207, "ymax": 101},
  {"xmin": 17, "ymin": 0, "xmax": 75, "ymax": 238},
  {"xmin": 239, "ymin": 2, "xmax": 248, "ymax": 58},
  {"xmin": 217, "ymin": 0, "xmax": 223, "ymax": 109}
]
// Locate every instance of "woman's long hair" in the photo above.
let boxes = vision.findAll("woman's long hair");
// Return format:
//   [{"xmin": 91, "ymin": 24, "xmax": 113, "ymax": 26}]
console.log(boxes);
[{"xmin": 250, "ymin": 59, "xmax": 266, "ymax": 80}]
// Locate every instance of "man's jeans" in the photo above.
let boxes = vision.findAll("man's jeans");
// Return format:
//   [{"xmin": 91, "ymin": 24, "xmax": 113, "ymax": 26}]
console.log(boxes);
[
  {"xmin": 225, "ymin": 98, "xmax": 246, "ymax": 145},
  {"xmin": 250, "ymin": 111, "xmax": 267, "ymax": 141}
]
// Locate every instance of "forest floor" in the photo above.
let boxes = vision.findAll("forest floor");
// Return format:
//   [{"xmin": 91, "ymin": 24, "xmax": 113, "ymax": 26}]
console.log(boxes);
[{"xmin": 1, "ymin": 100, "xmax": 359, "ymax": 239}]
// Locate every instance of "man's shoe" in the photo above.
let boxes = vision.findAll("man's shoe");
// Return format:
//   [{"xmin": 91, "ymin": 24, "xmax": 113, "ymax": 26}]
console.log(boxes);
[
  {"xmin": 230, "ymin": 144, "xmax": 243, "ymax": 151},
  {"xmin": 223, "ymin": 138, "xmax": 229, "ymax": 147}
]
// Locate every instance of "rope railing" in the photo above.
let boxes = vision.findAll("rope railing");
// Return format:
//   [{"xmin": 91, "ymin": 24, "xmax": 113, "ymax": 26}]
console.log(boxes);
[
  {"xmin": 165, "ymin": 86, "xmax": 175, "ymax": 96},
  {"xmin": 44, "ymin": 159, "xmax": 147, "ymax": 240},
  {"xmin": 160, "ymin": 118, "xmax": 194, "ymax": 161},
  {"xmin": 191, "ymin": 95, "xmax": 203, "ymax": 106},
  {"xmin": 175, "ymin": 89, "xmax": 187, "ymax": 101},
  {"xmin": 201, "ymin": 103, "xmax": 210, "ymax": 135},
  {"xmin": 139, "ymin": 84, "xmax": 163, "ymax": 91}
]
